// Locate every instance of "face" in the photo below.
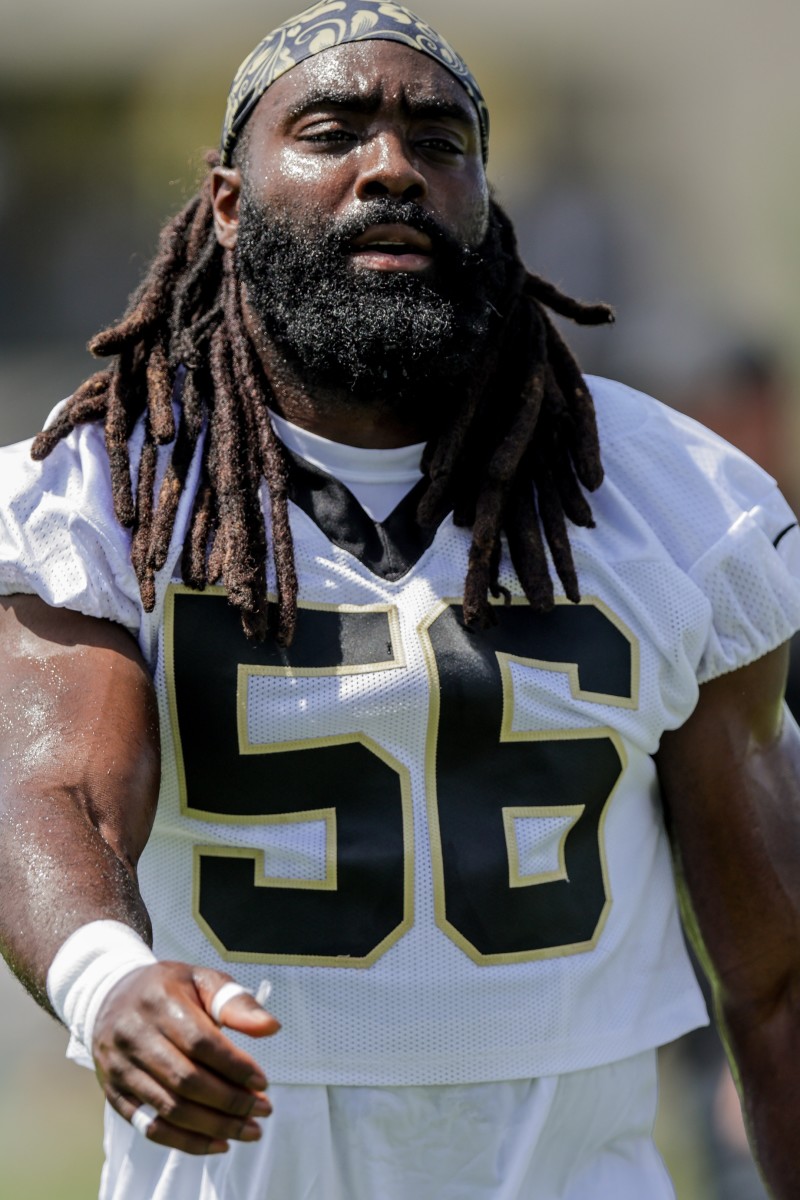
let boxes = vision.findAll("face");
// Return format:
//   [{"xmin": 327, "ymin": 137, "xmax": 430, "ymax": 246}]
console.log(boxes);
[
  {"xmin": 212, "ymin": 41, "xmax": 498, "ymax": 417},
  {"xmin": 213, "ymin": 39, "xmax": 490, "ymax": 261}
]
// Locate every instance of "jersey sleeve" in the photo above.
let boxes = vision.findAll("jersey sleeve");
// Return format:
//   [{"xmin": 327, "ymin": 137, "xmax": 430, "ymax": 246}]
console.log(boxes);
[
  {"xmin": 589, "ymin": 376, "xmax": 800, "ymax": 684},
  {"xmin": 0, "ymin": 411, "xmax": 143, "ymax": 636},
  {"xmin": 687, "ymin": 486, "xmax": 800, "ymax": 682}
]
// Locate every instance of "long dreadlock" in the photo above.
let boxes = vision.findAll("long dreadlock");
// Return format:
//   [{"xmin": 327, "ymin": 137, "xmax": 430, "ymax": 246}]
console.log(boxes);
[{"xmin": 31, "ymin": 153, "xmax": 613, "ymax": 645}]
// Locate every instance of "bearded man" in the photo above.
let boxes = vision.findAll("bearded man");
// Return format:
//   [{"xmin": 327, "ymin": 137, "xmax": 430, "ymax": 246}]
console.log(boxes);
[{"xmin": 1, "ymin": 4, "xmax": 800, "ymax": 1199}]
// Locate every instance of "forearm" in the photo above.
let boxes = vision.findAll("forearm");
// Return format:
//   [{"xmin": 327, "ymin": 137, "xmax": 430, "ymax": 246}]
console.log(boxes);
[
  {"xmin": 0, "ymin": 792, "xmax": 280, "ymax": 1158},
  {"xmin": 0, "ymin": 595, "xmax": 160, "ymax": 1012},
  {"xmin": 657, "ymin": 649, "xmax": 800, "ymax": 1199},
  {"xmin": 0, "ymin": 787, "xmax": 152, "ymax": 1012},
  {"xmin": 674, "ymin": 824, "xmax": 800, "ymax": 1200},
  {"xmin": 719, "ymin": 990, "xmax": 800, "ymax": 1199},
  {"xmin": 0, "ymin": 597, "xmax": 282, "ymax": 1154},
  {"xmin": 670, "ymin": 757, "xmax": 800, "ymax": 1200}
]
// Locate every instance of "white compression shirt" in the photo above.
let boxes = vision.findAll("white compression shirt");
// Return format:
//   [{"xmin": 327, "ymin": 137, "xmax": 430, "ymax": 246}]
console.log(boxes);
[{"xmin": 269, "ymin": 410, "xmax": 424, "ymax": 522}]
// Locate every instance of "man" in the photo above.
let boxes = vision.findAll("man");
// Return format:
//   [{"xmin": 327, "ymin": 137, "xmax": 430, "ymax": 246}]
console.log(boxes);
[{"xmin": 1, "ymin": 3, "xmax": 800, "ymax": 1197}]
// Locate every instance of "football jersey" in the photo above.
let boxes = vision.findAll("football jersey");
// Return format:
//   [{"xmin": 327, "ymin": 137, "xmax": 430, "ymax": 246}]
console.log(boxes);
[{"xmin": 2, "ymin": 375, "xmax": 799, "ymax": 1089}]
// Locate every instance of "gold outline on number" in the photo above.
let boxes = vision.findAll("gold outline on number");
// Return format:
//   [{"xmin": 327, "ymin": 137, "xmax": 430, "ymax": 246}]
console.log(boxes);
[
  {"xmin": 502, "ymin": 804, "xmax": 585, "ymax": 889},
  {"xmin": 196, "ymin": 808, "xmax": 338, "ymax": 892},
  {"xmin": 191, "ymin": 733, "xmax": 415, "ymax": 968},
  {"xmin": 164, "ymin": 584, "xmax": 414, "ymax": 968},
  {"xmin": 497, "ymin": 595, "xmax": 639, "ymax": 719},
  {"xmin": 164, "ymin": 583, "xmax": 406, "ymax": 818},
  {"xmin": 418, "ymin": 596, "xmax": 635, "ymax": 965},
  {"xmin": 235, "ymin": 602, "xmax": 404, "ymax": 681}
]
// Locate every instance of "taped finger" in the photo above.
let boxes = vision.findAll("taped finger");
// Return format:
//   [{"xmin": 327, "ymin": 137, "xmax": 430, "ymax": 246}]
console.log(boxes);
[
  {"xmin": 131, "ymin": 1102, "xmax": 158, "ymax": 1138},
  {"xmin": 105, "ymin": 1082, "xmax": 230, "ymax": 1156},
  {"xmin": 210, "ymin": 982, "xmax": 250, "ymax": 1024}
]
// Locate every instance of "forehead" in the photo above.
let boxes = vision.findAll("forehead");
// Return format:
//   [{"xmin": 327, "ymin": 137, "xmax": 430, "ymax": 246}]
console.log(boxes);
[{"xmin": 248, "ymin": 40, "xmax": 480, "ymax": 132}]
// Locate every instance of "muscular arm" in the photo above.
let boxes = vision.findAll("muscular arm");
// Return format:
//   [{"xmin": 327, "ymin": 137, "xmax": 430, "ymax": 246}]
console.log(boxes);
[
  {"xmin": 656, "ymin": 643, "xmax": 800, "ymax": 1199},
  {"xmin": 0, "ymin": 595, "xmax": 278, "ymax": 1155},
  {"xmin": 0, "ymin": 593, "xmax": 158, "ymax": 1003}
]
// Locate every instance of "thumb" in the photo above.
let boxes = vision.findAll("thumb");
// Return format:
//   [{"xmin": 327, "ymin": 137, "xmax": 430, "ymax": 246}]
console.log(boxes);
[{"xmin": 193, "ymin": 969, "xmax": 281, "ymax": 1036}]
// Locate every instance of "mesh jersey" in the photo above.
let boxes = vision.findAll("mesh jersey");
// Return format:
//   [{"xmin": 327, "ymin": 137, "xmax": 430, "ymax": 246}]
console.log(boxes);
[{"xmin": 2, "ymin": 375, "xmax": 800, "ymax": 1087}]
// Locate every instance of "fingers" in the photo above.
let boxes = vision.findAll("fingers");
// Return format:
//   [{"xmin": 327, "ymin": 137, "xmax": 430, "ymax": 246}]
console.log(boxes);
[
  {"xmin": 109, "ymin": 1059, "xmax": 268, "ymax": 1145},
  {"xmin": 209, "ymin": 981, "xmax": 250, "ymax": 1024},
  {"xmin": 194, "ymin": 969, "xmax": 280, "ymax": 1038},
  {"xmin": 130, "ymin": 1103, "xmax": 159, "ymax": 1139},
  {"xmin": 155, "ymin": 994, "xmax": 270, "ymax": 1092},
  {"xmin": 111, "ymin": 1028, "xmax": 273, "ymax": 1118},
  {"xmin": 92, "ymin": 961, "xmax": 280, "ymax": 1154},
  {"xmin": 98, "ymin": 963, "xmax": 274, "ymax": 1090},
  {"xmin": 107, "ymin": 1085, "xmax": 231, "ymax": 1157}
]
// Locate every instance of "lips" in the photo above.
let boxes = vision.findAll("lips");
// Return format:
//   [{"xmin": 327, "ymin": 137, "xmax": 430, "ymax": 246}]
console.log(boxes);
[
  {"xmin": 351, "ymin": 224, "xmax": 433, "ymax": 253},
  {"xmin": 349, "ymin": 223, "xmax": 434, "ymax": 271}
]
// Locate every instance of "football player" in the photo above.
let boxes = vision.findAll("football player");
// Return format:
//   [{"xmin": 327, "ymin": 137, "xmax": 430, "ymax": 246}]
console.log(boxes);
[{"xmin": 1, "ymin": 3, "xmax": 800, "ymax": 1198}]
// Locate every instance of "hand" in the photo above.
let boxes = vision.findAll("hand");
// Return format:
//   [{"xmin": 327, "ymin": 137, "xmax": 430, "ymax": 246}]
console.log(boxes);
[{"xmin": 91, "ymin": 962, "xmax": 280, "ymax": 1155}]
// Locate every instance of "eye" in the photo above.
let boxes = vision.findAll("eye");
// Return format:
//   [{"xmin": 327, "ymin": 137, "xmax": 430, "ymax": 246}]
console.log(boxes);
[
  {"xmin": 299, "ymin": 127, "xmax": 358, "ymax": 146},
  {"xmin": 414, "ymin": 123, "xmax": 468, "ymax": 157},
  {"xmin": 419, "ymin": 136, "xmax": 463, "ymax": 156}
]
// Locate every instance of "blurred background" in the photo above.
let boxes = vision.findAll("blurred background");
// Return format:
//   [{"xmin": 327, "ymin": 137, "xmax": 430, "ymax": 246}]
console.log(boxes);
[{"xmin": 1, "ymin": 0, "xmax": 799, "ymax": 1196}]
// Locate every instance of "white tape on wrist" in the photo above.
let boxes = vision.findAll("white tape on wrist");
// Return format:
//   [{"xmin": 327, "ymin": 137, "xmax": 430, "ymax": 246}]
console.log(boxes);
[{"xmin": 46, "ymin": 920, "xmax": 157, "ymax": 1067}]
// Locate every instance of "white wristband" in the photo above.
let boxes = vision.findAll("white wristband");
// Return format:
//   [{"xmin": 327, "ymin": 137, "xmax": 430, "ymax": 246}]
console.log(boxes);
[{"xmin": 46, "ymin": 920, "xmax": 157, "ymax": 1066}]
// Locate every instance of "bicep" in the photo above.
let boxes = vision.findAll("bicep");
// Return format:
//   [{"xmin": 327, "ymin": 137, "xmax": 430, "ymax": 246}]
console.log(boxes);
[
  {"xmin": 656, "ymin": 642, "xmax": 800, "ymax": 1009},
  {"xmin": 0, "ymin": 593, "xmax": 160, "ymax": 871}
]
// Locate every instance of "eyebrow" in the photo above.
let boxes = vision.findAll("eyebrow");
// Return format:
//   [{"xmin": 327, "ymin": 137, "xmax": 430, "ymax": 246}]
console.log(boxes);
[{"xmin": 284, "ymin": 87, "xmax": 475, "ymax": 129}]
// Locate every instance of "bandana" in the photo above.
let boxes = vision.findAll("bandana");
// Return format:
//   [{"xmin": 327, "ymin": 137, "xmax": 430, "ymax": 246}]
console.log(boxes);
[{"xmin": 220, "ymin": 0, "xmax": 489, "ymax": 166}]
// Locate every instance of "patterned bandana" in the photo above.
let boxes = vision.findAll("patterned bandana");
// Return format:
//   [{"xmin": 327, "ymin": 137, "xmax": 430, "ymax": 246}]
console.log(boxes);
[{"xmin": 220, "ymin": 0, "xmax": 489, "ymax": 166}]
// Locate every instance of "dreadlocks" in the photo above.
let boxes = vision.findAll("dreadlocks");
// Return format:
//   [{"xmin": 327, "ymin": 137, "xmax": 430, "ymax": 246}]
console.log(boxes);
[{"xmin": 31, "ymin": 153, "xmax": 613, "ymax": 645}]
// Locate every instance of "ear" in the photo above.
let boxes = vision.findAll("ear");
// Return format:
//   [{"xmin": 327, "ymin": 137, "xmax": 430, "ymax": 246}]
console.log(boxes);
[{"xmin": 211, "ymin": 166, "xmax": 242, "ymax": 250}]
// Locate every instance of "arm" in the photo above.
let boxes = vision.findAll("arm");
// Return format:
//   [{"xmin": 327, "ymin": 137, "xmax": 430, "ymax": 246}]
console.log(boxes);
[
  {"xmin": 655, "ymin": 642, "xmax": 800, "ymax": 1199},
  {"xmin": 0, "ymin": 594, "xmax": 279, "ymax": 1155}
]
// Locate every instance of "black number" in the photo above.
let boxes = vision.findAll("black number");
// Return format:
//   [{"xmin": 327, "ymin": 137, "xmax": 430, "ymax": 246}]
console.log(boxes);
[
  {"xmin": 167, "ymin": 587, "xmax": 412, "ymax": 966},
  {"xmin": 166, "ymin": 588, "xmax": 636, "ymax": 966},
  {"xmin": 421, "ymin": 600, "xmax": 635, "ymax": 963}
]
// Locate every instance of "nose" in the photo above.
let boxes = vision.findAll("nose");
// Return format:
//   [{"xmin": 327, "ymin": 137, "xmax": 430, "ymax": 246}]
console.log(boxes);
[{"xmin": 354, "ymin": 132, "xmax": 428, "ymax": 203}]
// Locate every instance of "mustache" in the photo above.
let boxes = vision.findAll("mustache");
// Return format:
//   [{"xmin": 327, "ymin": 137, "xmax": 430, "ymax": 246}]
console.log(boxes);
[{"xmin": 326, "ymin": 200, "xmax": 478, "ymax": 263}]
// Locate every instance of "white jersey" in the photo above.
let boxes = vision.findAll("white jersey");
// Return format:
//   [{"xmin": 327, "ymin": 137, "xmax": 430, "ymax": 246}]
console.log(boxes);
[{"xmin": 2, "ymin": 376, "xmax": 800, "ymax": 1093}]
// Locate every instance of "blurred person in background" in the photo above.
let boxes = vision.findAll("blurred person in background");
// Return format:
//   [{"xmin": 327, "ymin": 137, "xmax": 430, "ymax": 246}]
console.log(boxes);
[{"xmin": 2, "ymin": 3, "xmax": 800, "ymax": 1199}]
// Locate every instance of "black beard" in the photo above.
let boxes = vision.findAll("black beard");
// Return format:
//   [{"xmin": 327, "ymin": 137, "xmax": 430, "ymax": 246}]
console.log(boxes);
[{"xmin": 235, "ymin": 190, "xmax": 501, "ymax": 420}]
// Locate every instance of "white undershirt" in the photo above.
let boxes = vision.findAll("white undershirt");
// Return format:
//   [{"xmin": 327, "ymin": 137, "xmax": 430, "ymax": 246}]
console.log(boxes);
[{"xmin": 270, "ymin": 410, "xmax": 425, "ymax": 523}]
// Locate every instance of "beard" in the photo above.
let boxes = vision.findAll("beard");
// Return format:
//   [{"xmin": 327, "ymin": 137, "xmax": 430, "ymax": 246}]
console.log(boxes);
[{"xmin": 235, "ymin": 187, "xmax": 502, "ymax": 422}]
